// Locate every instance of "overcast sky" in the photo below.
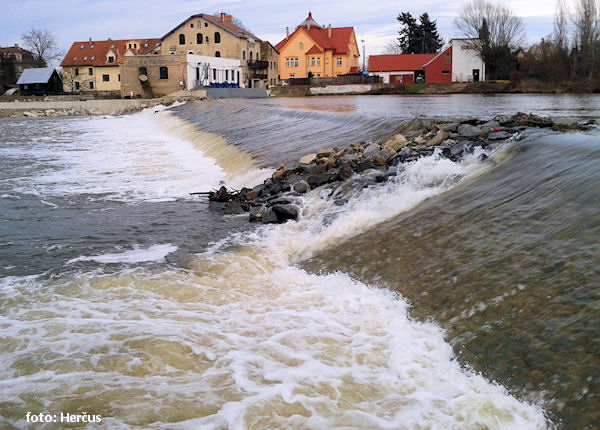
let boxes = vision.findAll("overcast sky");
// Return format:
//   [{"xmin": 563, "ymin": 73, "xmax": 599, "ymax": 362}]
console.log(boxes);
[{"xmin": 2, "ymin": 0, "xmax": 559, "ymax": 62}]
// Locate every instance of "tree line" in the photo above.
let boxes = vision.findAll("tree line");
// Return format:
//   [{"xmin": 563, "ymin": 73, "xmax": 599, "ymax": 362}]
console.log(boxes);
[{"xmin": 387, "ymin": 0, "xmax": 600, "ymax": 84}]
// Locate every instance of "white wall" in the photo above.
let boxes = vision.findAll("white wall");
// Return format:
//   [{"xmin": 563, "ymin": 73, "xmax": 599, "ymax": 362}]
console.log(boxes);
[
  {"xmin": 186, "ymin": 54, "xmax": 243, "ymax": 89},
  {"xmin": 451, "ymin": 40, "xmax": 485, "ymax": 82},
  {"xmin": 368, "ymin": 71, "xmax": 413, "ymax": 84}
]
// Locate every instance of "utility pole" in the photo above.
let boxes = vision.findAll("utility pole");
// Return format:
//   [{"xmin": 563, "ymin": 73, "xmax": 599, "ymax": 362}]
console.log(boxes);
[{"xmin": 361, "ymin": 39, "xmax": 365, "ymax": 72}]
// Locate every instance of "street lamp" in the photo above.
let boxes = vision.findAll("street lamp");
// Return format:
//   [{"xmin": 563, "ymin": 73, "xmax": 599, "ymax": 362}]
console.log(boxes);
[{"xmin": 361, "ymin": 39, "xmax": 366, "ymax": 73}]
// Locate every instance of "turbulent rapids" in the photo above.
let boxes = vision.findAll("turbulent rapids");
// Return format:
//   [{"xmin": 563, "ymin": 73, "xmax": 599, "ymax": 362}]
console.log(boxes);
[{"xmin": 1, "ymin": 95, "xmax": 599, "ymax": 429}]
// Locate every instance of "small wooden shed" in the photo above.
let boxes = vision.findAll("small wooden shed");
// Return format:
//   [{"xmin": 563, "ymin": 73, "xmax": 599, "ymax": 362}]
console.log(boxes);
[{"xmin": 17, "ymin": 67, "xmax": 63, "ymax": 95}]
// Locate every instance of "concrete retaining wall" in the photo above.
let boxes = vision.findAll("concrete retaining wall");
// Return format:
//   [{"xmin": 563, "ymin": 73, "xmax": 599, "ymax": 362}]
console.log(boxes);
[
  {"xmin": 309, "ymin": 84, "xmax": 374, "ymax": 95},
  {"xmin": 205, "ymin": 88, "xmax": 267, "ymax": 99}
]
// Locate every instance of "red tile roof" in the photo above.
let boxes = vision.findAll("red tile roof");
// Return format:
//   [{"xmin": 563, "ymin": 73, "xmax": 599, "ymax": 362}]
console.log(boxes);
[
  {"xmin": 275, "ymin": 26, "xmax": 355, "ymax": 55},
  {"xmin": 60, "ymin": 39, "xmax": 160, "ymax": 67},
  {"xmin": 368, "ymin": 54, "xmax": 437, "ymax": 72},
  {"xmin": 0, "ymin": 45, "xmax": 37, "ymax": 65},
  {"xmin": 305, "ymin": 44, "xmax": 323, "ymax": 54}
]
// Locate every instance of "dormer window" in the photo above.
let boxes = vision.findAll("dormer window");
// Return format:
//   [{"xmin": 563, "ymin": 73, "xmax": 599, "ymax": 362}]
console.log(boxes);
[
  {"xmin": 73, "ymin": 56, "xmax": 77, "ymax": 61},
  {"xmin": 80, "ymin": 45, "xmax": 84, "ymax": 49},
  {"xmin": 90, "ymin": 44, "xmax": 94, "ymax": 48},
  {"xmin": 128, "ymin": 44, "xmax": 132, "ymax": 48},
  {"xmin": 144, "ymin": 43, "xmax": 148, "ymax": 47},
  {"xmin": 90, "ymin": 56, "xmax": 95, "ymax": 60},
  {"xmin": 83, "ymin": 56, "xmax": 88, "ymax": 60},
  {"xmin": 111, "ymin": 44, "xmax": 115, "ymax": 49},
  {"xmin": 107, "ymin": 56, "xmax": 114, "ymax": 63}
]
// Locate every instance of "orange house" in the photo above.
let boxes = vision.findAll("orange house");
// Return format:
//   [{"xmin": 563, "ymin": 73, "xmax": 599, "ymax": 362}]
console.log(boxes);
[{"xmin": 275, "ymin": 13, "xmax": 359, "ymax": 79}]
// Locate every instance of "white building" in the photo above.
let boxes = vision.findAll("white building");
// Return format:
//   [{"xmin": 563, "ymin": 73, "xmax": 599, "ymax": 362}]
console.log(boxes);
[
  {"xmin": 448, "ymin": 39, "xmax": 485, "ymax": 83},
  {"xmin": 186, "ymin": 54, "xmax": 243, "ymax": 89}
]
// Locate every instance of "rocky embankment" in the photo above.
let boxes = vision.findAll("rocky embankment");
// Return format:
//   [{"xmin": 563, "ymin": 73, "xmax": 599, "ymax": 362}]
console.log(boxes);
[{"xmin": 208, "ymin": 113, "xmax": 594, "ymax": 223}]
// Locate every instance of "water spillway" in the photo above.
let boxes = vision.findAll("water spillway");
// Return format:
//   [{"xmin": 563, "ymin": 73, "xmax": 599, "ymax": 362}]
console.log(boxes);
[{"xmin": 1, "ymin": 94, "xmax": 599, "ymax": 428}]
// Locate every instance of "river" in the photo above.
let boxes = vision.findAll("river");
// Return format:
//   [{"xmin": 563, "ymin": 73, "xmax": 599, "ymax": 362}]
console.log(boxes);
[{"xmin": 0, "ymin": 94, "xmax": 598, "ymax": 429}]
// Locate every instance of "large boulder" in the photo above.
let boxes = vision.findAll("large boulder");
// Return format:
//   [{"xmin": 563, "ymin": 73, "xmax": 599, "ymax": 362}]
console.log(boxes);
[
  {"xmin": 299, "ymin": 153, "xmax": 317, "ymax": 165},
  {"xmin": 436, "ymin": 122, "xmax": 459, "ymax": 132},
  {"xmin": 457, "ymin": 124, "xmax": 482, "ymax": 137},
  {"xmin": 261, "ymin": 208, "xmax": 279, "ymax": 224},
  {"xmin": 317, "ymin": 147, "xmax": 335, "ymax": 158},
  {"xmin": 425, "ymin": 130, "xmax": 449, "ymax": 147},
  {"xmin": 271, "ymin": 204, "xmax": 299, "ymax": 222},
  {"xmin": 293, "ymin": 180, "xmax": 310, "ymax": 193},
  {"xmin": 382, "ymin": 134, "xmax": 408, "ymax": 154},
  {"xmin": 487, "ymin": 130, "xmax": 511, "ymax": 140},
  {"xmin": 363, "ymin": 145, "xmax": 388, "ymax": 165}
]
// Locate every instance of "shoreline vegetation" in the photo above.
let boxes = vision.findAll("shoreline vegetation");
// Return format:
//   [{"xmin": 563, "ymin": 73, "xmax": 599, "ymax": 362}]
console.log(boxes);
[{"xmin": 207, "ymin": 112, "xmax": 595, "ymax": 223}]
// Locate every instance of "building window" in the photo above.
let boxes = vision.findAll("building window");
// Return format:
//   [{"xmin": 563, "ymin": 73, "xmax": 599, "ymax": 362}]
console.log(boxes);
[
  {"xmin": 138, "ymin": 67, "xmax": 147, "ymax": 76},
  {"xmin": 214, "ymin": 32, "xmax": 221, "ymax": 43},
  {"xmin": 206, "ymin": 36, "xmax": 209, "ymax": 43},
  {"xmin": 256, "ymin": 52, "xmax": 260, "ymax": 60},
  {"xmin": 317, "ymin": 57, "xmax": 320, "ymax": 66},
  {"xmin": 75, "ymin": 68, "xmax": 79, "ymax": 76},
  {"xmin": 290, "ymin": 74, "xmax": 294, "ymax": 78},
  {"xmin": 159, "ymin": 66, "xmax": 168, "ymax": 79},
  {"xmin": 88, "ymin": 67, "xmax": 93, "ymax": 75},
  {"xmin": 89, "ymin": 81, "xmax": 94, "ymax": 89},
  {"xmin": 311, "ymin": 57, "xmax": 315, "ymax": 66},
  {"xmin": 179, "ymin": 34, "xmax": 186, "ymax": 45},
  {"xmin": 75, "ymin": 82, "xmax": 80, "ymax": 90},
  {"xmin": 213, "ymin": 69, "xmax": 216, "ymax": 80},
  {"xmin": 118, "ymin": 74, "xmax": 120, "ymax": 81},
  {"xmin": 442, "ymin": 70, "xmax": 450, "ymax": 75},
  {"xmin": 317, "ymin": 73, "xmax": 321, "ymax": 77},
  {"xmin": 226, "ymin": 70, "xmax": 229, "ymax": 81},
  {"xmin": 190, "ymin": 23, "xmax": 194, "ymax": 28},
  {"xmin": 243, "ymin": 50, "xmax": 246, "ymax": 60},
  {"xmin": 205, "ymin": 22, "xmax": 208, "ymax": 27},
  {"xmin": 336, "ymin": 57, "xmax": 342, "ymax": 66},
  {"xmin": 197, "ymin": 33, "xmax": 203, "ymax": 44},
  {"xmin": 299, "ymin": 42, "xmax": 303, "ymax": 50},
  {"xmin": 294, "ymin": 58, "xmax": 298, "ymax": 67},
  {"xmin": 215, "ymin": 51, "xmax": 220, "ymax": 57},
  {"xmin": 128, "ymin": 44, "xmax": 132, "ymax": 49},
  {"xmin": 286, "ymin": 58, "xmax": 289, "ymax": 67},
  {"xmin": 107, "ymin": 56, "xmax": 114, "ymax": 63},
  {"xmin": 102, "ymin": 74, "xmax": 109, "ymax": 81},
  {"xmin": 445, "ymin": 53, "xmax": 451, "ymax": 64},
  {"xmin": 250, "ymin": 51, "xmax": 253, "ymax": 60}
]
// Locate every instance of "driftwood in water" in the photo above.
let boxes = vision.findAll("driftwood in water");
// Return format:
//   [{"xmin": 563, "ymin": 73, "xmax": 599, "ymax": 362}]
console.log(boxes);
[{"xmin": 208, "ymin": 186, "xmax": 239, "ymax": 202}]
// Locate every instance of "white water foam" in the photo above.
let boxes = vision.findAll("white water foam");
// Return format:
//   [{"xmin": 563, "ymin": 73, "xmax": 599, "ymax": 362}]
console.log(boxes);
[
  {"xmin": 67, "ymin": 244, "xmax": 178, "ymax": 264},
  {"xmin": 5, "ymin": 109, "xmax": 237, "ymax": 202},
  {"xmin": 0, "ymin": 137, "xmax": 549, "ymax": 427}
]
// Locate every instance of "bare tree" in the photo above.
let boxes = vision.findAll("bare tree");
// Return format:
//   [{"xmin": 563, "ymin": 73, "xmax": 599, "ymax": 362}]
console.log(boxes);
[
  {"xmin": 554, "ymin": 0, "xmax": 569, "ymax": 50},
  {"xmin": 571, "ymin": 0, "xmax": 600, "ymax": 78},
  {"xmin": 21, "ymin": 28, "xmax": 62, "ymax": 66},
  {"xmin": 212, "ymin": 12, "xmax": 251, "ymax": 32},
  {"xmin": 455, "ymin": 0, "xmax": 525, "ymax": 78},
  {"xmin": 383, "ymin": 39, "xmax": 403, "ymax": 54}
]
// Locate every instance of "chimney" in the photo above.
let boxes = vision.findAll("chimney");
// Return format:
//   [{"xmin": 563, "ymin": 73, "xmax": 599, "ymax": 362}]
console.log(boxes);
[
  {"xmin": 220, "ymin": 12, "xmax": 225, "ymax": 22},
  {"xmin": 14, "ymin": 43, "xmax": 18, "ymax": 48},
  {"xmin": 286, "ymin": 27, "xmax": 289, "ymax": 39},
  {"xmin": 328, "ymin": 24, "xmax": 332, "ymax": 39}
]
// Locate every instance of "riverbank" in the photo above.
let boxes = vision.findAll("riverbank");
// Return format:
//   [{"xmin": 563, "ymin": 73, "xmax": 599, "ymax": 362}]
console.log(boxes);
[
  {"xmin": 271, "ymin": 79, "xmax": 600, "ymax": 97},
  {"xmin": 0, "ymin": 90, "xmax": 207, "ymax": 118},
  {"xmin": 208, "ymin": 112, "xmax": 594, "ymax": 223}
]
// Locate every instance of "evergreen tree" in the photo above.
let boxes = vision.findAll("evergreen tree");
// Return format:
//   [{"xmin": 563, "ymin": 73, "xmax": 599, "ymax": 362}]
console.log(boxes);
[
  {"xmin": 397, "ymin": 12, "xmax": 420, "ymax": 54},
  {"xmin": 396, "ymin": 12, "xmax": 444, "ymax": 54},
  {"xmin": 419, "ymin": 13, "xmax": 444, "ymax": 53}
]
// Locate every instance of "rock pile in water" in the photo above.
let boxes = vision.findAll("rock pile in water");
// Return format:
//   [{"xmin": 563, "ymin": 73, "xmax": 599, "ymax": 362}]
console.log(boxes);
[{"xmin": 207, "ymin": 112, "xmax": 594, "ymax": 224}]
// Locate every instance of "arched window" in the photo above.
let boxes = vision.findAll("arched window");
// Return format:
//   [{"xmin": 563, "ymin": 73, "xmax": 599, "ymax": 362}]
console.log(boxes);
[
  {"xmin": 214, "ymin": 32, "xmax": 221, "ymax": 43},
  {"xmin": 249, "ymin": 51, "xmax": 253, "ymax": 60},
  {"xmin": 242, "ymin": 50, "xmax": 246, "ymax": 60},
  {"xmin": 256, "ymin": 52, "xmax": 260, "ymax": 60},
  {"xmin": 215, "ymin": 51, "xmax": 221, "ymax": 57},
  {"xmin": 179, "ymin": 34, "xmax": 185, "ymax": 45},
  {"xmin": 197, "ymin": 33, "xmax": 203, "ymax": 44}
]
